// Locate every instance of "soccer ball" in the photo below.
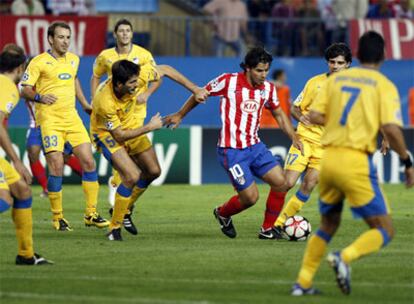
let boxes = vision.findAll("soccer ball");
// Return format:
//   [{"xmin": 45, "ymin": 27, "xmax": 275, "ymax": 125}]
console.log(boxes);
[{"xmin": 283, "ymin": 215, "xmax": 311, "ymax": 241}]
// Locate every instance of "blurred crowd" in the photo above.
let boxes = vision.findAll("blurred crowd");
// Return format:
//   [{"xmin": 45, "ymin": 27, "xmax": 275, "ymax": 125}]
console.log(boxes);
[{"xmin": 0, "ymin": 0, "xmax": 96, "ymax": 15}]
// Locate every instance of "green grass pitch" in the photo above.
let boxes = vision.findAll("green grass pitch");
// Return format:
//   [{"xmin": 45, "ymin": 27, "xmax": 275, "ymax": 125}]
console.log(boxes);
[{"xmin": 0, "ymin": 184, "xmax": 413, "ymax": 304}]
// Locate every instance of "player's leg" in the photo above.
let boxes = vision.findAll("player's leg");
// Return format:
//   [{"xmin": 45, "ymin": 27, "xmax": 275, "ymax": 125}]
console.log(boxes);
[
  {"xmin": 63, "ymin": 142, "xmax": 82, "ymax": 176},
  {"xmin": 1, "ymin": 158, "xmax": 52, "ymax": 264},
  {"xmin": 272, "ymin": 141, "xmax": 310, "ymax": 229},
  {"xmin": 71, "ymin": 142, "xmax": 109, "ymax": 228},
  {"xmin": 213, "ymin": 147, "xmax": 258, "ymax": 238},
  {"xmin": 107, "ymin": 148, "xmax": 141, "ymax": 240},
  {"xmin": 26, "ymin": 127, "xmax": 48, "ymax": 196},
  {"xmin": 275, "ymin": 168, "xmax": 319, "ymax": 229}
]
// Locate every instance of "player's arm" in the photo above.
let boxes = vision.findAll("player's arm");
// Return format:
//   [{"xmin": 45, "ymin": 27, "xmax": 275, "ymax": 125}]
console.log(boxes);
[
  {"xmin": 163, "ymin": 95, "xmax": 200, "ymax": 129},
  {"xmin": 272, "ymin": 107, "xmax": 304, "ymax": 155},
  {"xmin": 20, "ymin": 85, "xmax": 57, "ymax": 105},
  {"xmin": 381, "ymin": 123, "xmax": 414, "ymax": 188},
  {"xmin": 379, "ymin": 127, "xmax": 390, "ymax": 155},
  {"xmin": 308, "ymin": 110, "xmax": 325, "ymax": 125},
  {"xmin": 156, "ymin": 65, "xmax": 209, "ymax": 102},
  {"xmin": 90, "ymin": 75, "xmax": 101, "ymax": 100},
  {"xmin": 109, "ymin": 113, "xmax": 163, "ymax": 144},
  {"xmin": 75, "ymin": 77, "xmax": 92, "ymax": 115},
  {"xmin": 0, "ymin": 111, "xmax": 32, "ymax": 184}
]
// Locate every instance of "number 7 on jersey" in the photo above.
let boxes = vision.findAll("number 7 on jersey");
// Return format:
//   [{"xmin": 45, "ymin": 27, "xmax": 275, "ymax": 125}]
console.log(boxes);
[{"xmin": 339, "ymin": 86, "xmax": 361, "ymax": 125}]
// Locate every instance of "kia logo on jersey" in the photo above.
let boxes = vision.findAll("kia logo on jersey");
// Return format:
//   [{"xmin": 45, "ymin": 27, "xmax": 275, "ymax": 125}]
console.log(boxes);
[
  {"xmin": 241, "ymin": 99, "xmax": 259, "ymax": 113},
  {"xmin": 58, "ymin": 73, "xmax": 72, "ymax": 80}
]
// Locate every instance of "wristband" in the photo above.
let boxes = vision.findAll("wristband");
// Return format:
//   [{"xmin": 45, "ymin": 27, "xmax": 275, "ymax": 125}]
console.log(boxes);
[
  {"xmin": 34, "ymin": 93, "xmax": 42, "ymax": 102},
  {"xmin": 400, "ymin": 156, "xmax": 413, "ymax": 169}
]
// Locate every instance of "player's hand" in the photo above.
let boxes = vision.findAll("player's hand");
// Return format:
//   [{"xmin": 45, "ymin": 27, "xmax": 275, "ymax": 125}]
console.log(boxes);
[
  {"xmin": 136, "ymin": 92, "xmax": 150, "ymax": 105},
  {"xmin": 292, "ymin": 136, "xmax": 304, "ymax": 156},
  {"xmin": 82, "ymin": 103, "xmax": 92, "ymax": 115},
  {"xmin": 39, "ymin": 94, "xmax": 57, "ymax": 105},
  {"xmin": 405, "ymin": 167, "xmax": 414, "ymax": 188},
  {"xmin": 299, "ymin": 114, "xmax": 311, "ymax": 126},
  {"xmin": 14, "ymin": 160, "xmax": 32, "ymax": 185},
  {"xmin": 163, "ymin": 113, "xmax": 183, "ymax": 129},
  {"xmin": 193, "ymin": 87, "xmax": 209, "ymax": 103},
  {"xmin": 380, "ymin": 138, "xmax": 390, "ymax": 155},
  {"xmin": 148, "ymin": 112, "xmax": 163, "ymax": 131}
]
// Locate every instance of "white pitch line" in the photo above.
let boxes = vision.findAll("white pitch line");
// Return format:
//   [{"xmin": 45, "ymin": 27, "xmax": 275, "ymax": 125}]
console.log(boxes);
[
  {"xmin": 1, "ymin": 275, "xmax": 413, "ymax": 288},
  {"xmin": 0, "ymin": 291, "xmax": 218, "ymax": 304}
]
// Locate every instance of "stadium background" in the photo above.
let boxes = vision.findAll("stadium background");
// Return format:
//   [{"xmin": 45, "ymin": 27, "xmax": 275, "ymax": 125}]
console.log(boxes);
[{"xmin": 0, "ymin": 0, "xmax": 413, "ymax": 184}]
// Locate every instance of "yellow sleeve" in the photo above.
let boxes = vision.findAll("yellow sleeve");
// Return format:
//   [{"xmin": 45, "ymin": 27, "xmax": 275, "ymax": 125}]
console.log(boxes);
[
  {"xmin": 311, "ymin": 79, "xmax": 329, "ymax": 115},
  {"xmin": 21, "ymin": 59, "xmax": 40, "ymax": 87},
  {"xmin": 139, "ymin": 63, "xmax": 160, "ymax": 83},
  {"xmin": 293, "ymin": 79, "xmax": 311, "ymax": 109},
  {"xmin": 379, "ymin": 80, "xmax": 403, "ymax": 127},
  {"xmin": 0, "ymin": 88, "xmax": 18, "ymax": 117},
  {"xmin": 93, "ymin": 53, "xmax": 107, "ymax": 78}
]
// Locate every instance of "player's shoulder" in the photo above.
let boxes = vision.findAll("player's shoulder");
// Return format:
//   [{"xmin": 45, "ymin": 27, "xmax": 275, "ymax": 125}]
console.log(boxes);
[
  {"xmin": 98, "ymin": 47, "xmax": 117, "ymax": 59},
  {"xmin": 307, "ymin": 73, "xmax": 328, "ymax": 86},
  {"xmin": 132, "ymin": 44, "xmax": 153, "ymax": 57},
  {"xmin": 30, "ymin": 52, "xmax": 50, "ymax": 65},
  {"xmin": 0, "ymin": 75, "xmax": 18, "ymax": 94},
  {"xmin": 66, "ymin": 51, "xmax": 80, "ymax": 62}
]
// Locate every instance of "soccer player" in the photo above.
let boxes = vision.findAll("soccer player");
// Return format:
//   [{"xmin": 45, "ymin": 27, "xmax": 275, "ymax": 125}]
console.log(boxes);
[
  {"xmin": 291, "ymin": 31, "xmax": 414, "ymax": 296},
  {"xmin": 20, "ymin": 21, "xmax": 109, "ymax": 231},
  {"xmin": 0, "ymin": 47, "xmax": 52, "ymax": 265},
  {"xmin": 90, "ymin": 18, "xmax": 208, "ymax": 234},
  {"xmin": 164, "ymin": 47, "xmax": 303, "ymax": 238},
  {"xmin": 91, "ymin": 60, "xmax": 163, "ymax": 241},
  {"xmin": 260, "ymin": 43, "xmax": 352, "ymax": 239}
]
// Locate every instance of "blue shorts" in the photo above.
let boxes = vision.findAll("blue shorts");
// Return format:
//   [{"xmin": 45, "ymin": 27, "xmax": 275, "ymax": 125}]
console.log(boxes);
[
  {"xmin": 25, "ymin": 126, "xmax": 73, "ymax": 155},
  {"xmin": 217, "ymin": 142, "xmax": 281, "ymax": 191},
  {"xmin": 26, "ymin": 127, "xmax": 42, "ymax": 148}
]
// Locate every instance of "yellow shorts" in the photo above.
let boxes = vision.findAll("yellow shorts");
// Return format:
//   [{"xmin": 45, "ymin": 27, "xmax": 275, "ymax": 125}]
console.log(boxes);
[
  {"xmin": 40, "ymin": 114, "xmax": 90, "ymax": 153},
  {"xmin": 92, "ymin": 131, "xmax": 152, "ymax": 163},
  {"xmin": 284, "ymin": 138, "xmax": 323, "ymax": 172},
  {"xmin": 0, "ymin": 158, "xmax": 21, "ymax": 190},
  {"xmin": 318, "ymin": 147, "xmax": 390, "ymax": 218}
]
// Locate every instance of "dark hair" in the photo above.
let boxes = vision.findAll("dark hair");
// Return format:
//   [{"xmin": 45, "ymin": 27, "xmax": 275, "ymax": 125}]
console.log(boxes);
[
  {"xmin": 357, "ymin": 31, "xmax": 385, "ymax": 64},
  {"xmin": 240, "ymin": 47, "xmax": 273, "ymax": 71},
  {"xmin": 324, "ymin": 42, "xmax": 352, "ymax": 63},
  {"xmin": 47, "ymin": 22, "xmax": 71, "ymax": 38},
  {"xmin": 272, "ymin": 69, "xmax": 285, "ymax": 80},
  {"xmin": 0, "ymin": 51, "xmax": 26, "ymax": 73},
  {"xmin": 112, "ymin": 60, "xmax": 140, "ymax": 86},
  {"xmin": 2, "ymin": 43, "xmax": 24, "ymax": 56},
  {"xmin": 114, "ymin": 19, "xmax": 133, "ymax": 33}
]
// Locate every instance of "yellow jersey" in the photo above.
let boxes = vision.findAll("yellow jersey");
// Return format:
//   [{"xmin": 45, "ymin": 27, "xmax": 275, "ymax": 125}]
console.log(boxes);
[
  {"xmin": 93, "ymin": 45, "xmax": 159, "ymax": 120},
  {"xmin": 90, "ymin": 79, "xmax": 140, "ymax": 134},
  {"xmin": 0, "ymin": 75, "xmax": 19, "ymax": 118},
  {"xmin": 20, "ymin": 51, "xmax": 80, "ymax": 124},
  {"xmin": 293, "ymin": 73, "xmax": 327, "ymax": 144},
  {"xmin": 312, "ymin": 67, "xmax": 402, "ymax": 154}
]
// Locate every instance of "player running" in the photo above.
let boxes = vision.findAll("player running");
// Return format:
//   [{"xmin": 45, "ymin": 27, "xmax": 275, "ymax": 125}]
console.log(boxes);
[
  {"xmin": 165, "ymin": 47, "xmax": 303, "ymax": 238},
  {"xmin": 291, "ymin": 31, "xmax": 414, "ymax": 296}
]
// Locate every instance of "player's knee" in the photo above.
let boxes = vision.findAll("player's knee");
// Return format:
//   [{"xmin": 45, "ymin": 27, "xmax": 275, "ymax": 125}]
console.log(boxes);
[
  {"xmin": 241, "ymin": 192, "xmax": 259, "ymax": 206},
  {"xmin": 123, "ymin": 171, "xmax": 140, "ymax": 188},
  {"xmin": 80, "ymin": 158, "xmax": 96, "ymax": 172},
  {"xmin": 12, "ymin": 180, "xmax": 32, "ymax": 200},
  {"xmin": 28, "ymin": 151, "xmax": 39, "ymax": 163},
  {"xmin": 146, "ymin": 167, "xmax": 161, "ymax": 182}
]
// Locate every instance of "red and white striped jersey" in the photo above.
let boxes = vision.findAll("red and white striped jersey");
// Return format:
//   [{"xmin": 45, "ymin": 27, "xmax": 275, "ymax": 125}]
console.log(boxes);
[{"xmin": 205, "ymin": 72, "xmax": 279, "ymax": 149}]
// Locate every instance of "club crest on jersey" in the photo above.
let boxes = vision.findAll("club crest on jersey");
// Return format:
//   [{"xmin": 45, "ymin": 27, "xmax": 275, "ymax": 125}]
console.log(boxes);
[
  {"xmin": 241, "ymin": 99, "xmax": 259, "ymax": 113},
  {"xmin": 236, "ymin": 176, "xmax": 246, "ymax": 185},
  {"xmin": 132, "ymin": 57, "xmax": 139, "ymax": 64},
  {"xmin": 22, "ymin": 72, "xmax": 29, "ymax": 81},
  {"xmin": 105, "ymin": 121, "xmax": 114, "ymax": 130},
  {"xmin": 6, "ymin": 102, "xmax": 14, "ymax": 113},
  {"xmin": 58, "ymin": 73, "xmax": 72, "ymax": 80}
]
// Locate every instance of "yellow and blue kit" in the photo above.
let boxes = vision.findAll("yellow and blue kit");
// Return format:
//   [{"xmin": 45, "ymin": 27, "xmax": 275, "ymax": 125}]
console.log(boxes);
[
  {"xmin": 93, "ymin": 45, "xmax": 159, "ymax": 122},
  {"xmin": 285, "ymin": 73, "xmax": 327, "ymax": 172},
  {"xmin": 21, "ymin": 51, "xmax": 90, "ymax": 153},
  {"xmin": 312, "ymin": 67, "xmax": 402, "ymax": 218}
]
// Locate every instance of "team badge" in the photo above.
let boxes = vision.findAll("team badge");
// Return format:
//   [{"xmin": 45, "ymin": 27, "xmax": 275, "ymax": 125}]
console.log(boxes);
[
  {"xmin": 236, "ymin": 176, "xmax": 246, "ymax": 185},
  {"xmin": 22, "ymin": 72, "xmax": 29, "ymax": 81},
  {"xmin": 105, "ymin": 121, "xmax": 113, "ymax": 130},
  {"xmin": 241, "ymin": 99, "xmax": 259, "ymax": 113},
  {"xmin": 132, "ymin": 57, "xmax": 139, "ymax": 64},
  {"xmin": 6, "ymin": 102, "xmax": 14, "ymax": 113}
]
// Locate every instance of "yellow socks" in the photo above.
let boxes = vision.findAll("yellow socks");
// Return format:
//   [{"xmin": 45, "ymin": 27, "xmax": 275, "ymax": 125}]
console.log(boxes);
[
  {"xmin": 341, "ymin": 228, "xmax": 390, "ymax": 264},
  {"xmin": 110, "ymin": 184, "xmax": 132, "ymax": 230},
  {"xmin": 275, "ymin": 190, "xmax": 310, "ymax": 227},
  {"xmin": 12, "ymin": 198, "xmax": 34, "ymax": 258},
  {"xmin": 82, "ymin": 171, "xmax": 99, "ymax": 215},
  {"xmin": 297, "ymin": 230, "xmax": 331, "ymax": 288}
]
